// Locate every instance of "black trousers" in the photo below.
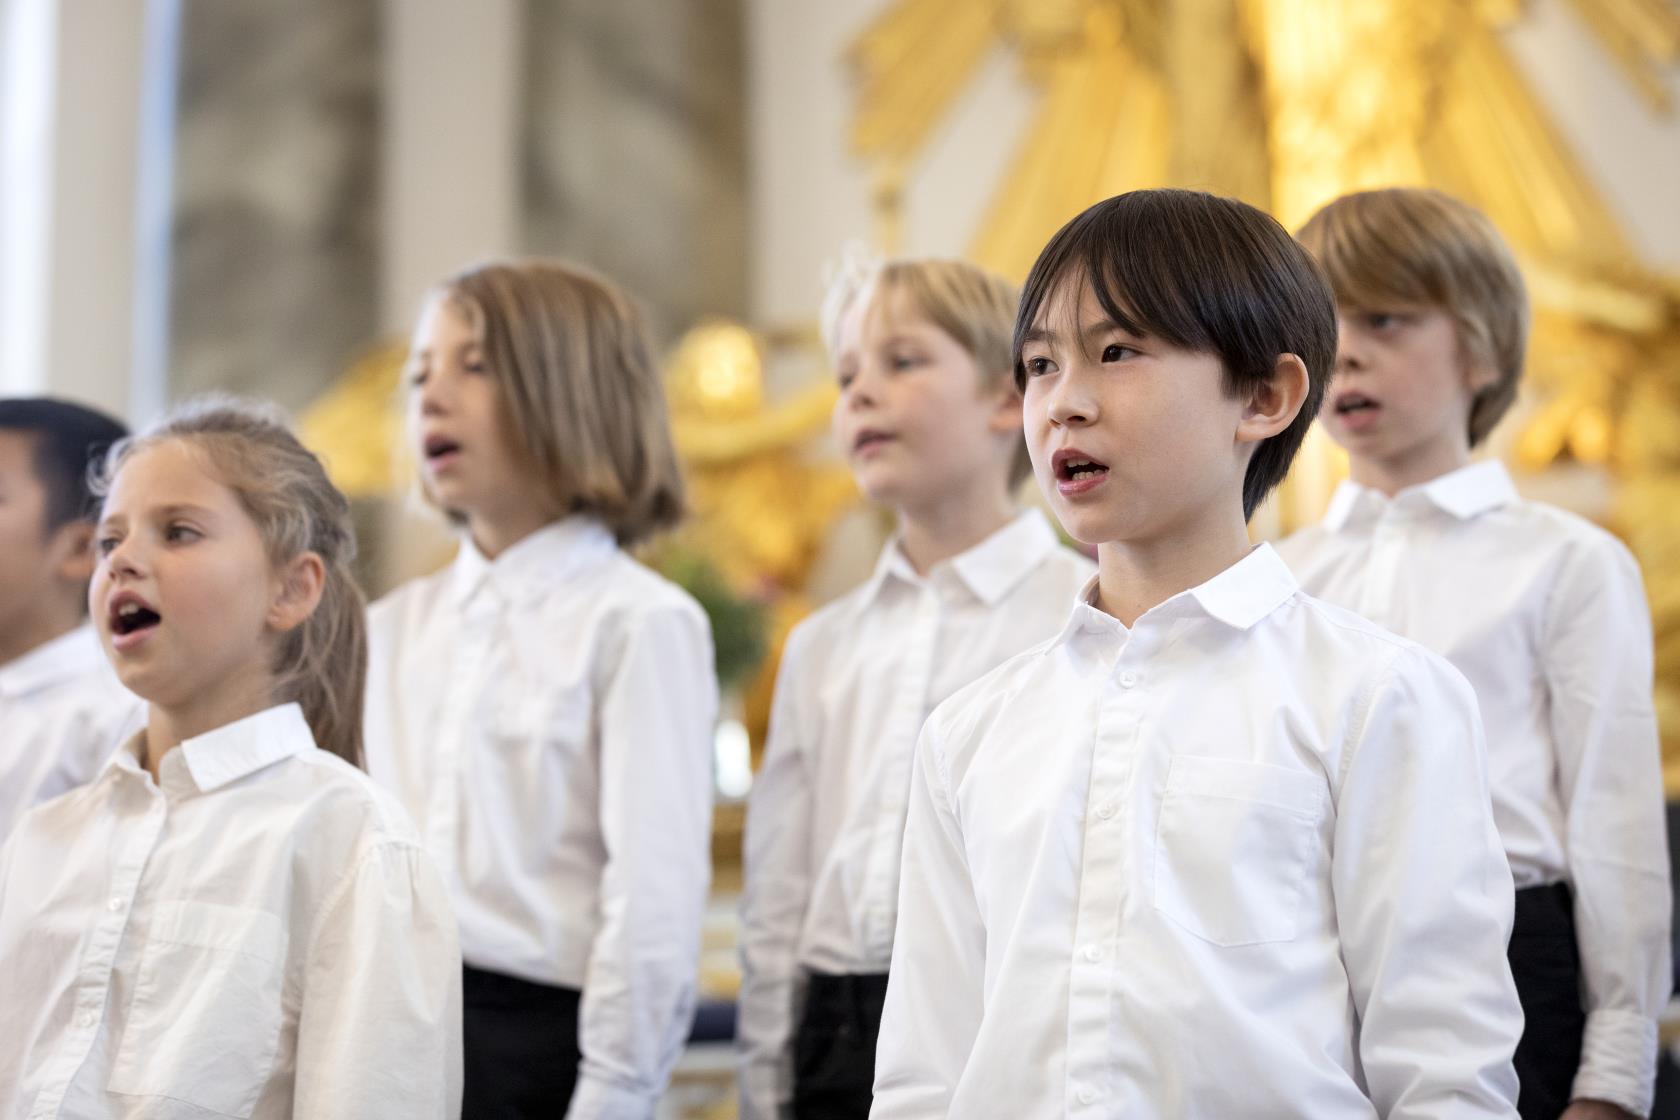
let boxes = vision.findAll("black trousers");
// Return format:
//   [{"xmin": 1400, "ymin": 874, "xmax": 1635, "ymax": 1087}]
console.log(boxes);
[
  {"xmin": 792, "ymin": 971, "xmax": 890, "ymax": 1120},
  {"xmin": 461, "ymin": 965, "xmax": 583, "ymax": 1120},
  {"xmin": 1509, "ymin": 883, "xmax": 1586, "ymax": 1120}
]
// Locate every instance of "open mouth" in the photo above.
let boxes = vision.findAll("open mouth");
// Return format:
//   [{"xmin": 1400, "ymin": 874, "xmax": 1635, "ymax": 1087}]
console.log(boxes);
[
  {"xmin": 1053, "ymin": 450, "xmax": 1110, "ymax": 483},
  {"xmin": 423, "ymin": 435, "xmax": 462, "ymax": 463},
  {"xmin": 1334, "ymin": 392, "xmax": 1380, "ymax": 416},
  {"xmin": 111, "ymin": 597, "xmax": 161, "ymax": 638}
]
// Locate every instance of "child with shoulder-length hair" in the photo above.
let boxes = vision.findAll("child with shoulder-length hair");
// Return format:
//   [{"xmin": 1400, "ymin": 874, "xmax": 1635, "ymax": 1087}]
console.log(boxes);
[
  {"xmin": 365, "ymin": 259, "xmax": 719, "ymax": 1118},
  {"xmin": 0, "ymin": 399, "xmax": 462, "ymax": 1119},
  {"xmin": 1282, "ymin": 187, "xmax": 1670, "ymax": 1120}
]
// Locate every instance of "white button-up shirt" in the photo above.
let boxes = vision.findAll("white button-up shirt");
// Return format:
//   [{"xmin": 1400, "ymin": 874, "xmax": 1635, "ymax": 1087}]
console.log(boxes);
[
  {"xmin": 873, "ymin": 545, "xmax": 1523, "ymax": 1120},
  {"xmin": 0, "ymin": 626, "xmax": 143, "ymax": 840},
  {"xmin": 1277, "ymin": 460, "xmax": 1672, "ymax": 1116},
  {"xmin": 0, "ymin": 702, "xmax": 462, "ymax": 1120},
  {"xmin": 365, "ymin": 517, "xmax": 718, "ymax": 1119},
  {"xmin": 738, "ymin": 509, "xmax": 1093, "ymax": 1120}
]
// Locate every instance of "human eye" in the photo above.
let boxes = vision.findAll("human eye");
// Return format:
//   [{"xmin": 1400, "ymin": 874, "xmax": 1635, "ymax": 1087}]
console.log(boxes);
[
  {"xmin": 1022, "ymin": 355, "xmax": 1055, "ymax": 378},
  {"xmin": 164, "ymin": 523, "xmax": 202, "ymax": 544},
  {"xmin": 1100, "ymin": 343, "xmax": 1139, "ymax": 363},
  {"xmin": 96, "ymin": 533, "xmax": 122, "ymax": 556},
  {"xmin": 1365, "ymin": 311, "xmax": 1402, "ymax": 331},
  {"xmin": 886, "ymin": 349, "xmax": 923, "ymax": 373}
]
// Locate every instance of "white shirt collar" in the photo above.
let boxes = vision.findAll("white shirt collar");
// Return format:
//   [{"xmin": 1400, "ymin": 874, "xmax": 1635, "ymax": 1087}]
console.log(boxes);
[
  {"xmin": 852, "ymin": 508, "xmax": 1063, "ymax": 616},
  {"xmin": 1323, "ymin": 460, "xmax": 1518, "ymax": 533},
  {"xmin": 1062, "ymin": 543, "xmax": 1300, "ymax": 640},
  {"xmin": 108, "ymin": 702, "xmax": 315, "ymax": 796},
  {"xmin": 0, "ymin": 625, "xmax": 107, "ymax": 700},
  {"xmin": 449, "ymin": 516, "xmax": 618, "ymax": 608}
]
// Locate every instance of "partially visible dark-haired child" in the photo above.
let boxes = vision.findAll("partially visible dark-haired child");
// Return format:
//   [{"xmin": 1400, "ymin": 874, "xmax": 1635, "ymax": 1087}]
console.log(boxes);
[
  {"xmin": 365, "ymin": 260, "xmax": 718, "ymax": 1118},
  {"xmin": 872, "ymin": 189, "xmax": 1523, "ymax": 1118},
  {"xmin": 1281, "ymin": 187, "xmax": 1669, "ymax": 1120},
  {"xmin": 0, "ymin": 399, "xmax": 462, "ymax": 1118},
  {"xmin": 0, "ymin": 397, "xmax": 142, "ymax": 839}
]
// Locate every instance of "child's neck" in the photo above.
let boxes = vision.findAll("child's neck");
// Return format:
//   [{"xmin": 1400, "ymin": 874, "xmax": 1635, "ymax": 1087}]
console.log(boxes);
[
  {"xmin": 466, "ymin": 504, "xmax": 562, "ymax": 561},
  {"xmin": 1347, "ymin": 435, "xmax": 1473, "ymax": 498},
  {"xmin": 0, "ymin": 601, "xmax": 86, "ymax": 670},
  {"xmin": 1094, "ymin": 504, "xmax": 1253, "ymax": 629},
  {"xmin": 142, "ymin": 668, "xmax": 279, "ymax": 783},
  {"xmin": 896, "ymin": 481, "xmax": 1017, "ymax": 577}
]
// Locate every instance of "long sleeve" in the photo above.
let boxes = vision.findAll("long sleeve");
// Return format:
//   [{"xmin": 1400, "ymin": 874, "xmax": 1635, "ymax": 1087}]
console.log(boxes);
[
  {"xmin": 292, "ymin": 841, "xmax": 463, "ymax": 1119},
  {"xmin": 870, "ymin": 718, "xmax": 986, "ymax": 1120},
  {"xmin": 1333, "ymin": 648, "xmax": 1523, "ymax": 1120},
  {"xmin": 568, "ymin": 604, "xmax": 718, "ymax": 1120},
  {"xmin": 737, "ymin": 632, "xmax": 816, "ymax": 1120},
  {"xmin": 1543, "ymin": 536, "xmax": 1671, "ymax": 1115}
]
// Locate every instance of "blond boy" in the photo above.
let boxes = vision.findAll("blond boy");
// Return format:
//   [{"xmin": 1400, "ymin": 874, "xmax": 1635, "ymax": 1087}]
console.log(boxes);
[
  {"xmin": 1281, "ymin": 187, "xmax": 1669, "ymax": 1120},
  {"xmin": 737, "ymin": 258, "xmax": 1093, "ymax": 1120}
]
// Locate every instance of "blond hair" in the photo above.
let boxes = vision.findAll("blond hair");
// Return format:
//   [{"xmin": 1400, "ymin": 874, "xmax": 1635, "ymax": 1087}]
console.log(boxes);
[
  {"xmin": 97, "ymin": 399, "xmax": 367, "ymax": 767},
  {"xmin": 822, "ymin": 252, "xmax": 1031, "ymax": 487},
  {"xmin": 432, "ymin": 260, "xmax": 684, "ymax": 546},
  {"xmin": 1296, "ymin": 188, "xmax": 1529, "ymax": 447}
]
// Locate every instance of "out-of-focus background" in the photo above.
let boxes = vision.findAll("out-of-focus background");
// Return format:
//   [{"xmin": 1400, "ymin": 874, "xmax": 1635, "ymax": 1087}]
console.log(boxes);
[{"xmin": 4, "ymin": 2, "xmax": 1678, "ymax": 1115}]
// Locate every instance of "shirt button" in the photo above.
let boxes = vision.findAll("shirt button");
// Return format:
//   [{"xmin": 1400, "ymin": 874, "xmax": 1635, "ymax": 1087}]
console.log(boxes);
[
  {"xmin": 1096, "ymin": 802, "xmax": 1116, "ymax": 820},
  {"xmin": 1082, "ymin": 943, "xmax": 1103, "ymax": 962},
  {"xmin": 1078, "ymin": 1085, "xmax": 1100, "ymax": 1105},
  {"xmin": 78, "ymin": 1011, "xmax": 96, "ymax": 1028},
  {"xmin": 1118, "ymin": 671, "xmax": 1138, "ymax": 688},
  {"xmin": 107, "ymin": 897, "xmax": 123, "ymax": 912}
]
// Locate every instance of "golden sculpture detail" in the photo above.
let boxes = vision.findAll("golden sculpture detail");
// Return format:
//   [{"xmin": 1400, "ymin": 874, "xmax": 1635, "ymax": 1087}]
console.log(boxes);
[
  {"xmin": 659, "ymin": 320, "xmax": 859, "ymax": 761},
  {"xmin": 664, "ymin": 321, "xmax": 857, "ymax": 602},
  {"xmin": 297, "ymin": 342, "xmax": 410, "ymax": 499},
  {"xmin": 847, "ymin": 0, "xmax": 1680, "ymax": 785}
]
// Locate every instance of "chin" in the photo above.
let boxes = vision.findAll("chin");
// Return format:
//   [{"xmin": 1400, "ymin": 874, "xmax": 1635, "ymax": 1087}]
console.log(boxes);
[
  {"xmin": 853, "ymin": 466, "xmax": 910, "ymax": 509},
  {"xmin": 1051, "ymin": 505, "xmax": 1122, "ymax": 548}
]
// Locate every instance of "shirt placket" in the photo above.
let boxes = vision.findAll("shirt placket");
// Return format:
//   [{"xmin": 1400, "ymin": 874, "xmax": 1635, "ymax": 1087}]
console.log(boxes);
[
  {"xmin": 1358, "ymin": 510, "xmax": 1407, "ymax": 627},
  {"xmin": 861, "ymin": 583, "xmax": 942, "ymax": 965},
  {"xmin": 1066, "ymin": 632, "xmax": 1146, "ymax": 1119},
  {"xmin": 29, "ymin": 777, "xmax": 167, "ymax": 1120},
  {"xmin": 426, "ymin": 594, "xmax": 501, "ymax": 883}
]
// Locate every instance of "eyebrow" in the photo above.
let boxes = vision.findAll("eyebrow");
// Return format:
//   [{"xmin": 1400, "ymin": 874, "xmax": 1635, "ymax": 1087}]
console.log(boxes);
[
  {"xmin": 155, "ymin": 502, "xmax": 217, "ymax": 518},
  {"xmin": 1022, "ymin": 319, "xmax": 1132, "ymax": 350},
  {"xmin": 407, "ymin": 339, "xmax": 481, "ymax": 362},
  {"xmin": 100, "ymin": 501, "xmax": 217, "ymax": 528}
]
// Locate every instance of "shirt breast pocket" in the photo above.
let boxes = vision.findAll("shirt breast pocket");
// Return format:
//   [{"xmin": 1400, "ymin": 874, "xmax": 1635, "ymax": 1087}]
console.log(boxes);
[
  {"xmin": 108, "ymin": 900, "xmax": 289, "ymax": 1118},
  {"xmin": 1152, "ymin": 755, "xmax": 1326, "ymax": 947},
  {"xmin": 492, "ymin": 682, "xmax": 592, "ymax": 754}
]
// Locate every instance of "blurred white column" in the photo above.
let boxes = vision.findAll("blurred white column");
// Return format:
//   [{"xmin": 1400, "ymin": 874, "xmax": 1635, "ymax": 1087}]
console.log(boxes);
[
  {"xmin": 380, "ymin": 0, "xmax": 522, "ymax": 335},
  {"xmin": 0, "ymin": 0, "xmax": 175, "ymax": 421}
]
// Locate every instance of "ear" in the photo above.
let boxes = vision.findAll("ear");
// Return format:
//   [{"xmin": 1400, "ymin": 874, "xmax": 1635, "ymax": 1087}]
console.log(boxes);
[
  {"xmin": 985, "ymin": 382, "xmax": 1025, "ymax": 437},
  {"xmin": 1236, "ymin": 353, "xmax": 1311, "ymax": 447},
  {"xmin": 49, "ymin": 521, "xmax": 97, "ymax": 585},
  {"xmin": 1463, "ymin": 356, "xmax": 1501, "ymax": 395},
  {"xmin": 267, "ymin": 551, "xmax": 326, "ymax": 634}
]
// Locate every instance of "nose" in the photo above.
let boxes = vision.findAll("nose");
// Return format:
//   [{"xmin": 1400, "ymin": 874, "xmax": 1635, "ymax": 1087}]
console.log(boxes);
[
  {"xmin": 1334, "ymin": 318, "xmax": 1365, "ymax": 376},
  {"xmin": 102, "ymin": 535, "xmax": 145, "ymax": 581},
  {"xmin": 842, "ymin": 363, "xmax": 878, "ymax": 409},
  {"xmin": 1041, "ymin": 369, "xmax": 1096, "ymax": 429},
  {"xmin": 416, "ymin": 366, "xmax": 451, "ymax": 417}
]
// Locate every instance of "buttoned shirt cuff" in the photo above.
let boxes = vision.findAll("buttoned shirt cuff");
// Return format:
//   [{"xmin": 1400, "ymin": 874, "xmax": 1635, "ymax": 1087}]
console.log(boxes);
[
  {"xmin": 565, "ymin": 1071, "xmax": 659, "ymax": 1120},
  {"xmin": 1571, "ymin": 1008, "xmax": 1658, "ymax": 1117}
]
